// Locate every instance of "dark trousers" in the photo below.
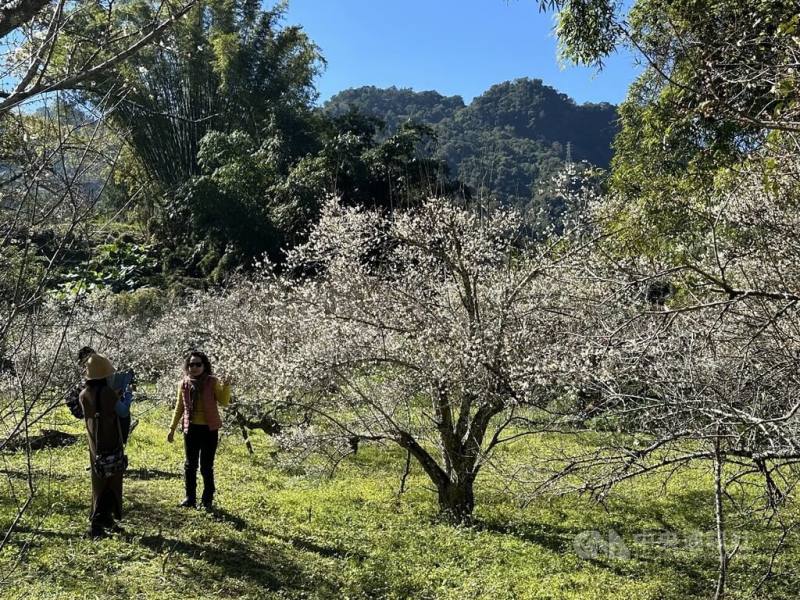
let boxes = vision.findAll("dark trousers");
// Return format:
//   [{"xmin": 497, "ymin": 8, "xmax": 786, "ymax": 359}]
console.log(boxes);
[
  {"xmin": 183, "ymin": 424, "xmax": 219, "ymax": 504},
  {"xmin": 89, "ymin": 472, "xmax": 123, "ymax": 533}
]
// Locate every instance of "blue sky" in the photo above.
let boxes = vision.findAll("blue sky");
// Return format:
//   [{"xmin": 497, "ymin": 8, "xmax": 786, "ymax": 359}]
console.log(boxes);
[{"xmin": 283, "ymin": 0, "xmax": 641, "ymax": 106}]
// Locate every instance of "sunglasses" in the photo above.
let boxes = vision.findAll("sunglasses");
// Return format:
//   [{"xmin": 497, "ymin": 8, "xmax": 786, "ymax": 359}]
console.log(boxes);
[{"xmin": 188, "ymin": 362, "xmax": 203, "ymax": 368}]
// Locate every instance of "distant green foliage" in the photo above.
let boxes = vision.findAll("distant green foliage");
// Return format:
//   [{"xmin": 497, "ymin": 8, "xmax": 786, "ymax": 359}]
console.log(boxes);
[
  {"xmin": 177, "ymin": 130, "xmax": 281, "ymax": 263},
  {"xmin": 158, "ymin": 76, "xmax": 616, "ymax": 273},
  {"xmin": 58, "ymin": 237, "xmax": 159, "ymax": 295},
  {"xmin": 324, "ymin": 79, "xmax": 618, "ymax": 226},
  {"xmin": 0, "ymin": 243, "xmax": 46, "ymax": 306},
  {"xmin": 106, "ymin": 287, "xmax": 167, "ymax": 319},
  {"xmin": 325, "ymin": 86, "xmax": 467, "ymax": 140},
  {"xmin": 157, "ymin": 113, "xmax": 462, "ymax": 272}
]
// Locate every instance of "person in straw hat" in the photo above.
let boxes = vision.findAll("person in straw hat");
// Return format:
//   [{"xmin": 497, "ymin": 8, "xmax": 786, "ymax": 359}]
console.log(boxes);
[
  {"xmin": 66, "ymin": 346, "xmax": 136, "ymax": 443},
  {"xmin": 79, "ymin": 353, "xmax": 127, "ymax": 538}
]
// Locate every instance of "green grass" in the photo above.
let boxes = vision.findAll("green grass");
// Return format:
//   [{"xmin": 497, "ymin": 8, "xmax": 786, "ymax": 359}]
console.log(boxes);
[{"xmin": 1, "ymin": 402, "xmax": 798, "ymax": 599}]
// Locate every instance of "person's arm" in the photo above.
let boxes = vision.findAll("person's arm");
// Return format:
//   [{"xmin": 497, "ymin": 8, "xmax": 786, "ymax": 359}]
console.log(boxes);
[
  {"xmin": 213, "ymin": 378, "xmax": 231, "ymax": 407},
  {"xmin": 77, "ymin": 389, "xmax": 89, "ymax": 420},
  {"xmin": 168, "ymin": 387, "xmax": 183, "ymax": 440}
]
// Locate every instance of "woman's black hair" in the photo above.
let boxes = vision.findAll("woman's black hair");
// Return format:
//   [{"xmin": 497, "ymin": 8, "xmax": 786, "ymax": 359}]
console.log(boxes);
[
  {"xmin": 184, "ymin": 350, "xmax": 213, "ymax": 376},
  {"xmin": 77, "ymin": 346, "xmax": 96, "ymax": 363}
]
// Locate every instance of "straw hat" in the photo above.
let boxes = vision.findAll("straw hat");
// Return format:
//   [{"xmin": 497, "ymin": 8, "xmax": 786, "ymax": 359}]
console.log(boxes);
[{"xmin": 85, "ymin": 353, "xmax": 114, "ymax": 381}]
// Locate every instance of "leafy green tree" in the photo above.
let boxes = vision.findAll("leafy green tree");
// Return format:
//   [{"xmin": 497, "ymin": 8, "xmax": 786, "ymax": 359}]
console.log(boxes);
[
  {"xmin": 83, "ymin": 0, "xmax": 322, "ymax": 188},
  {"xmin": 162, "ymin": 110, "xmax": 462, "ymax": 273},
  {"xmin": 539, "ymin": 0, "xmax": 800, "ymax": 256},
  {"xmin": 176, "ymin": 130, "xmax": 281, "ymax": 267}
]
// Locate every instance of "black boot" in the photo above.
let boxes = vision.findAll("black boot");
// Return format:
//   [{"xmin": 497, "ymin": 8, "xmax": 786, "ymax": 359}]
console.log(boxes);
[
  {"xmin": 200, "ymin": 465, "xmax": 215, "ymax": 510},
  {"xmin": 182, "ymin": 465, "xmax": 197, "ymax": 508}
]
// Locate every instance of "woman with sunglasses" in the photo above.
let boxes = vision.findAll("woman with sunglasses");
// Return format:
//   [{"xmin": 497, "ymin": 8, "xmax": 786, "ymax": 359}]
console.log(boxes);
[{"xmin": 167, "ymin": 351, "xmax": 231, "ymax": 510}]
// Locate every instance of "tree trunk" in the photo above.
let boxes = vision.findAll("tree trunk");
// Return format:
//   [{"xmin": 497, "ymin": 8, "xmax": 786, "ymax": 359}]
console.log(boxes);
[
  {"xmin": 437, "ymin": 477, "xmax": 475, "ymax": 524},
  {"xmin": 713, "ymin": 437, "xmax": 728, "ymax": 600},
  {"xmin": 394, "ymin": 430, "xmax": 477, "ymax": 524}
]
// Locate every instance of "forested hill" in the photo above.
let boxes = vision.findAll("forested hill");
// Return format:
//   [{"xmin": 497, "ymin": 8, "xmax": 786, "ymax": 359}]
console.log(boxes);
[{"xmin": 324, "ymin": 79, "xmax": 619, "ymax": 208}]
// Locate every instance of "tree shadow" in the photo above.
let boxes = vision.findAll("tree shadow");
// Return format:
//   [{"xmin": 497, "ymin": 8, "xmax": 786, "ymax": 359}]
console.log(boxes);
[
  {"xmin": 135, "ymin": 531, "xmax": 337, "ymax": 594},
  {"xmin": 105, "ymin": 496, "xmax": 355, "ymax": 593},
  {"xmin": 476, "ymin": 514, "xmax": 715, "ymax": 593},
  {"xmin": 269, "ymin": 530, "xmax": 367, "ymax": 561},
  {"xmin": 472, "ymin": 519, "xmax": 573, "ymax": 554},
  {"xmin": 612, "ymin": 487, "xmax": 713, "ymax": 531},
  {"xmin": 205, "ymin": 507, "xmax": 367, "ymax": 561},
  {"xmin": 474, "ymin": 486, "xmax": 727, "ymax": 599},
  {"xmin": 0, "ymin": 468, "xmax": 68, "ymax": 481},
  {"xmin": 3, "ymin": 430, "xmax": 78, "ymax": 452},
  {"xmin": 1, "ymin": 525, "xmax": 84, "ymax": 542}
]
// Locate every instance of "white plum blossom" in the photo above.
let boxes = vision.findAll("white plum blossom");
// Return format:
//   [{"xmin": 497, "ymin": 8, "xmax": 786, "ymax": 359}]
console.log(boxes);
[{"xmin": 200, "ymin": 197, "xmax": 595, "ymax": 521}]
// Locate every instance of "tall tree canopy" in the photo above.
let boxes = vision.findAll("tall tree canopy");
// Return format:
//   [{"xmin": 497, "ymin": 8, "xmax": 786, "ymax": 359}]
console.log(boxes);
[
  {"xmin": 83, "ymin": 0, "xmax": 322, "ymax": 188},
  {"xmin": 170, "ymin": 111, "xmax": 461, "ymax": 275},
  {"xmin": 0, "ymin": 0, "xmax": 198, "ymax": 114}
]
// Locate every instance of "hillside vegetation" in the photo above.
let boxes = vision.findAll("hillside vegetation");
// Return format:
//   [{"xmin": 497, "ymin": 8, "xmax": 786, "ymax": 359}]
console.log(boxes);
[{"xmin": 325, "ymin": 80, "xmax": 618, "ymax": 211}]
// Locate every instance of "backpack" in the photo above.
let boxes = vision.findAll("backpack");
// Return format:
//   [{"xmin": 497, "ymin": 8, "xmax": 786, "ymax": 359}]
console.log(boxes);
[{"xmin": 65, "ymin": 385, "xmax": 84, "ymax": 419}]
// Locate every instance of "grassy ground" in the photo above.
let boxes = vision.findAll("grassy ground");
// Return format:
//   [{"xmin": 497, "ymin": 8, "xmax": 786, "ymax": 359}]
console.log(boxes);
[{"xmin": 1, "ymin": 402, "xmax": 798, "ymax": 599}]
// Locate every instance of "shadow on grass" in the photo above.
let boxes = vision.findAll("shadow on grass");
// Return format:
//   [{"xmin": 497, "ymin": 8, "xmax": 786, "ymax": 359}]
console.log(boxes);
[
  {"xmin": 3, "ymin": 525, "xmax": 84, "ymax": 542},
  {"xmin": 473, "ymin": 520, "xmax": 573, "ymax": 554},
  {"xmin": 613, "ymin": 487, "xmax": 713, "ymax": 530},
  {"xmin": 270, "ymin": 530, "xmax": 367, "ymax": 561},
  {"xmin": 0, "ymin": 468, "xmax": 68, "ymax": 481},
  {"xmin": 125, "ymin": 468, "xmax": 180, "ymax": 481},
  {"xmin": 205, "ymin": 507, "xmax": 367, "ymax": 561},
  {"xmin": 472, "ymin": 486, "xmax": 728, "ymax": 598},
  {"xmin": 136, "ymin": 531, "xmax": 341, "ymax": 594},
  {"xmin": 116, "ymin": 497, "xmax": 356, "ymax": 593},
  {"xmin": 478, "ymin": 485, "xmax": 714, "ymax": 546},
  {"xmin": 3, "ymin": 430, "xmax": 78, "ymax": 452},
  {"xmin": 476, "ymin": 515, "xmax": 715, "ymax": 595},
  {"xmin": 207, "ymin": 506, "xmax": 248, "ymax": 530}
]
